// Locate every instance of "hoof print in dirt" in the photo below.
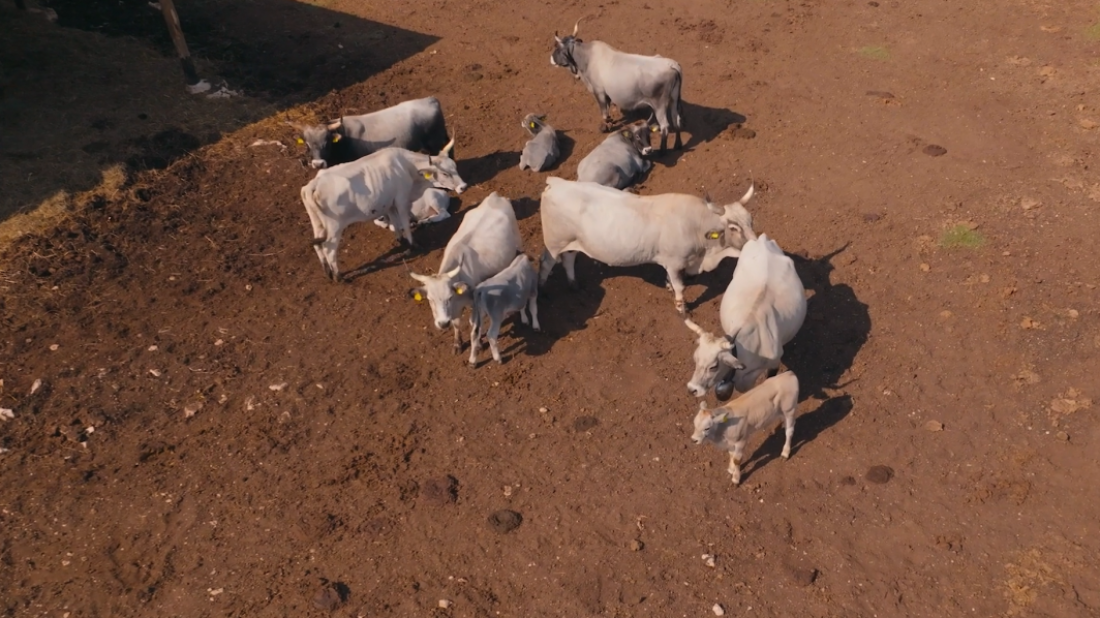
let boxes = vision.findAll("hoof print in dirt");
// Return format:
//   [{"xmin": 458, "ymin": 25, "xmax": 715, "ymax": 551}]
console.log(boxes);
[
  {"xmin": 572, "ymin": 415, "xmax": 599, "ymax": 432},
  {"xmin": 312, "ymin": 580, "xmax": 350, "ymax": 611},
  {"xmin": 787, "ymin": 565, "xmax": 819, "ymax": 586},
  {"xmin": 488, "ymin": 509, "xmax": 523, "ymax": 534},
  {"xmin": 922, "ymin": 144, "xmax": 947, "ymax": 157},
  {"xmin": 865, "ymin": 465, "xmax": 894, "ymax": 484},
  {"xmin": 421, "ymin": 475, "xmax": 459, "ymax": 506}
]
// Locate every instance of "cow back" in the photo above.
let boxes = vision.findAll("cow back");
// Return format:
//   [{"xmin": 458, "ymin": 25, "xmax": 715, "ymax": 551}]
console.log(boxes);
[{"xmin": 440, "ymin": 193, "xmax": 522, "ymax": 286}]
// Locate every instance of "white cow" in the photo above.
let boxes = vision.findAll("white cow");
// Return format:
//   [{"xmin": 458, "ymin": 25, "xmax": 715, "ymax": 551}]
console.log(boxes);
[
  {"xmin": 409, "ymin": 192, "xmax": 523, "ymax": 353},
  {"xmin": 538, "ymin": 177, "xmax": 757, "ymax": 313},
  {"xmin": 301, "ymin": 142, "xmax": 466, "ymax": 281},
  {"xmin": 468, "ymin": 253, "xmax": 541, "ymax": 366},
  {"xmin": 685, "ymin": 233, "xmax": 807, "ymax": 399},
  {"xmin": 372, "ymin": 182, "xmax": 451, "ymax": 232},
  {"xmin": 691, "ymin": 370, "xmax": 799, "ymax": 485}
]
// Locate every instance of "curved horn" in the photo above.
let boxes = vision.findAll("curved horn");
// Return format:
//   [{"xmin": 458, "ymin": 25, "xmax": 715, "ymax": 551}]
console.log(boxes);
[
  {"xmin": 684, "ymin": 318, "xmax": 706, "ymax": 337},
  {"xmin": 572, "ymin": 20, "xmax": 580, "ymax": 36},
  {"xmin": 441, "ymin": 135, "xmax": 456, "ymax": 158},
  {"xmin": 409, "ymin": 272, "xmax": 429, "ymax": 283},
  {"xmin": 739, "ymin": 183, "xmax": 755, "ymax": 205}
]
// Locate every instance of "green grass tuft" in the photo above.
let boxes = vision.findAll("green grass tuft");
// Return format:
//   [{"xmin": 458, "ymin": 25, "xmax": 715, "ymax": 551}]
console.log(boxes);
[
  {"xmin": 858, "ymin": 46, "xmax": 890, "ymax": 60},
  {"xmin": 1087, "ymin": 22, "xmax": 1100, "ymax": 40},
  {"xmin": 939, "ymin": 225, "xmax": 985, "ymax": 249}
]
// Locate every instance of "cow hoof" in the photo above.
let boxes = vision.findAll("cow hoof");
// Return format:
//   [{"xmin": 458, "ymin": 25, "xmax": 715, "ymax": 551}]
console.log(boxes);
[{"xmin": 452, "ymin": 344, "xmax": 462, "ymax": 355}]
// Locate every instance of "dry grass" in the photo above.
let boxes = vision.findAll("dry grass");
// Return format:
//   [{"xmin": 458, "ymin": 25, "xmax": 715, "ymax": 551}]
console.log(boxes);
[{"xmin": 0, "ymin": 164, "xmax": 127, "ymax": 251}]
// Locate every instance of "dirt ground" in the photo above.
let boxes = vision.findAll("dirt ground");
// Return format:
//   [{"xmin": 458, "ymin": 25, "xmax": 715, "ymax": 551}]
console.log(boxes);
[{"xmin": 2, "ymin": 0, "xmax": 1100, "ymax": 616}]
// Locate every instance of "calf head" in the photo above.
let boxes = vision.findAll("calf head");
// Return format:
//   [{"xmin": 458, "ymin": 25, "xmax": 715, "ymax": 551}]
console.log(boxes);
[
  {"xmin": 551, "ymin": 22, "xmax": 581, "ymax": 75},
  {"xmin": 620, "ymin": 121, "xmax": 654, "ymax": 156},
  {"xmin": 704, "ymin": 184, "xmax": 758, "ymax": 251},
  {"xmin": 684, "ymin": 319, "xmax": 744, "ymax": 398},
  {"xmin": 691, "ymin": 402, "xmax": 730, "ymax": 444},
  {"xmin": 521, "ymin": 113, "xmax": 549, "ymax": 137},
  {"xmin": 422, "ymin": 136, "xmax": 467, "ymax": 194},
  {"xmin": 409, "ymin": 262, "xmax": 470, "ymax": 329},
  {"xmin": 287, "ymin": 120, "xmax": 345, "ymax": 169}
]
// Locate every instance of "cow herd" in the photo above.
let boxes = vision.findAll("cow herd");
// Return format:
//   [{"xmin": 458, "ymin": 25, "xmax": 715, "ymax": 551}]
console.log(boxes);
[{"xmin": 289, "ymin": 24, "xmax": 813, "ymax": 483}]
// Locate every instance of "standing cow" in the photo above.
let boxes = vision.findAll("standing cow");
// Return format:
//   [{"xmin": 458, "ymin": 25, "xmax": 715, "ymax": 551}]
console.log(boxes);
[
  {"xmin": 409, "ymin": 192, "xmax": 523, "ymax": 353},
  {"xmin": 550, "ymin": 22, "xmax": 683, "ymax": 151},
  {"xmin": 685, "ymin": 233, "xmax": 807, "ymax": 400},
  {"xmin": 468, "ymin": 253, "xmax": 541, "ymax": 367},
  {"xmin": 519, "ymin": 113, "xmax": 561, "ymax": 172},
  {"xmin": 300, "ymin": 140, "xmax": 466, "ymax": 282},
  {"xmin": 576, "ymin": 120, "xmax": 653, "ymax": 189},
  {"xmin": 539, "ymin": 177, "xmax": 757, "ymax": 313},
  {"xmin": 289, "ymin": 96, "xmax": 450, "ymax": 169}
]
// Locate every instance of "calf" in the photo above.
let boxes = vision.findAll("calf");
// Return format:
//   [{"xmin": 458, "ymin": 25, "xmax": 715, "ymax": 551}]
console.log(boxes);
[
  {"xmin": 289, "ymin": 96, "xmax": 450, "ymax": 169},
  {"xmin": 468, "ymin": 253, "xmax": 541, "ymax": 366},
  {"xmin": 690, "ymin": 371, "xmax": 799, "ymax": 485},
  {"xmin": 576, "ymin": 120, "xmax": 653, "ymax": 189},
  {"xmin": 519, "ymin": 114, "xmax": 561, "ymax": 172},
  {"xmin": 551, "ymin": 22, "xmax": 683, "ymax": 151},
  {"xmin": 300, "ymin": 143, "xmax": 466, "ymax": 281},
  {"xmin": 409, "ymin": 192, "xmax": 523, "ymax": 352},
  {"xmin": 373, "ymin": 182, "xmax": 451, "ymax": 232}
]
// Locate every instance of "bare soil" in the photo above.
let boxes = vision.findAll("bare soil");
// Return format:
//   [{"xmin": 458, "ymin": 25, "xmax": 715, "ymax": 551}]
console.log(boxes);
[{"xmin": 2, "ymin": 0, "xmax": 1100, "ymax": 616}]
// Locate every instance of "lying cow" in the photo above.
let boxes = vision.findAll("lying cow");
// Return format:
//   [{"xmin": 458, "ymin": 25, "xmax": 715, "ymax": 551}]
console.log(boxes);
[
  {"xmin": 468, "ymin": 253, "xmax": 541, "ymax": 366},
  {"xmin": 551, "ymin": 22, "xmax": 683, "ymax": 151},
  {"xmin": 289, "ymin": 96, "xmax": 450, "ymax": 169},
  {"xmin": 685, "ymin": 233, "xmax": 807, "ymax": 400},
  {"xmin": 576, "ymin": 120, "xmax": 653, "ymax": 189},
  {"xmin": 300, "ymin": 140, "xmax": 466, "ymax": 282},
  {"xmin": 372, "ymin": 184, "xmax": 451, "ymax": 232},
  {"xmin": 409, "ymin": 192, "xmax": 523, "ymax": 353},
  {"xmin": 691, "ymin": 370, "xmax": 799, "ymax": 485},
  {"xmin": 538, "ymin": 177, "xmax": 757, "ymax": 313},
  {"xmin": 519, "ymin": 114, "xmax": 561, "ymax": 172}
]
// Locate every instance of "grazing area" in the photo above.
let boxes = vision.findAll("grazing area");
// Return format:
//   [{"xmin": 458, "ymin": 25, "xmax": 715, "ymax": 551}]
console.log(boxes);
[{"xmin": 2, "ymin": 0, "xmax": 1099, "ymax": 616}]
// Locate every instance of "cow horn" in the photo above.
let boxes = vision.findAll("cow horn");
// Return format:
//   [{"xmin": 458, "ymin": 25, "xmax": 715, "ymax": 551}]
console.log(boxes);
[
  {"xmin": 441, "ymin": 135, "xmax": 456, "ymax": 157},
  {"xmin": 443, "ymin": 264, "xmax": 461, "ymax": 279},
  {"xmin": 572, "ymin": 20, "xmax": 579, "ymax": 36},
  {"xmin": 684, "ymin": 318, "xmax": 706, "ymax": 337},
  {"xmin": 739, "ymin": 183, "xmax": 755, "ymax": 205},
  {"xmin": 698, "ymin": 401, "xmax": 709, "ymax": 411},
  {"xmin": 409, "ymin": 272, "xmax": 429, "ymax": 283}
]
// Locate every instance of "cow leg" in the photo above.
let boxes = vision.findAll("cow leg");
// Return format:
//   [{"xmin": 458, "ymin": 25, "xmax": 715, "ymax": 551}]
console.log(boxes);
[
  {"xmin": 539, "ymin": 248, "xmax": 558, "ymax": 287},
  {"xmin": 781, "ymin": 409, "xmax": 796, "ymax": 459},
  {"xmin": 320, "ymin": 229, "xmax": 344, "ymax": 282},
  {"xmin": 562, "ymin": 251, "xmax": 579, "ymax": 289},
  {"xmin": 519, "ymin": 306, "xmax": 529, "ymax": 325},
  {"xmin": 528, "ymin": 294, "xmax": 541, "ymax": 332},
  {"xmin": 665, "ymin": 267, "xmax": 687, "ymax": 313},
  {"xmin": 451, "ymin": 319, "xmax": 463, "ymax": 354},
  {"xmin": 597, "ymin": 93, "xmax": 614, "ymax": 132},
  {"xmin": 487, "ymin": 318, "xmax": 504, "ymax": 364},
  {"xmin": 728, "ymin": 442, "xmax": 746, "ymax": 485},
  {"xmin": 467, "ymin": 313, "xmax": 481, "ymax": 367}
]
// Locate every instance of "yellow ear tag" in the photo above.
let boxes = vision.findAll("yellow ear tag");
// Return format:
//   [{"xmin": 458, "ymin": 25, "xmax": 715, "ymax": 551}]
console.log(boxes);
[
  {"xmin": 455, "ymin": 288, "xmax": 464, "ymax": 295},
  {"xmin": 706, "ymin": 231, "xmax": 721, "ymax": 240},
  {"xmin": 331, "ymin": 134, "xmax": 341, "ymax": 143},
  {"xmin": 422, "ymin": 171, "xmax": 433, "ymax": 179},
  {"xmin": 413, "ymin": 292, "xmax": 423, "ymax": 302},
  {"xmin": 651, "ymin": 126, "xmax": 660, "ymax": 133},
  {"xmin": 296, "ymin": 137, "xmax": 304, "ymax": 144},
  {"xmin": 621, "ymin": 130, "xmax": 630, "ymax": 138},
  {"xmin": 529, "ymin": 122, "xmax": 537, "ymax": 128}
]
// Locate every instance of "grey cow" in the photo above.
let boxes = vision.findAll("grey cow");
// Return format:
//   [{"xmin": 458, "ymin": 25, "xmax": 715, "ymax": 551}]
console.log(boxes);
[
  {"xmin": 551, "ymin": 22, "xmax": 683, "ymax": 151},
  {"xmin": 468, "ymin": 253, "xmax": 541, "ymax": 366},
  {"xmin": 289, "ymin": 96, "xmax": 450, "ymax": 169},
  {"xmin": 519, "ymin": 114, "xmax": 561, "ymax": 172},
  {"xmin": 576, "ymin": 120, "xmax": 653, "ymax": 189}
]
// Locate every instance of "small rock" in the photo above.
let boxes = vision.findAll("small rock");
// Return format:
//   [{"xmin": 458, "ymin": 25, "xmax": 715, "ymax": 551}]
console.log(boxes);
[
  {"xmin": 49, "ymin": 344, "xmax": 59, "ymax": 351},
  {"xmin": 919, "ymin": 263, "xmax": 930, "ymax": 272},
  {"xmin": 422, "ymin": 475, "xmax": 459, "ymax": 506},
  {"xmin": 979, "ymin": 274, "xmax": 990, "ymax": 283},
  {"xmin": 1020, "ymin": 197, "xmax": 1040, "ymax": 210},
  {"xmin": 207, "ymin": 587, "xmax": 223, "ymax": 597},
  {"xmin": 538, "ymin": 406, "xmax": 548, "ymax": 413},
  {"xmin": 702, "ymin": 554, "xmax": 716, "ymax": 568},
  {"xmin": 0, "ymin": 408, "xmax": 14, "ymax": 421},
  {"xmin": 630, "ymin": 539, "xmax": 644, "ymax": 551},
  {"xmin": 269, "ymin": 382, "xmax": 287, "ymax": 391},
  {"xmin": 148, "ymin": 345, "xmax": 158, "ymax": 352},
  {"xmin": 1080, "ymin": 119, "xmax": 1098, "ymax": 130},
  {"xmin": 184, "ymin": 402, "xmax": 203, "ymax": 418},
  {"xmin": 215, "ymin": 339, "xmax": 224, "ymax": 346},
  {"xmin": 866, "ymin": 465, "xmax": 894, "ymax": 484},
  {"xmin": 924, "ymin": 420, "xmax": 944, "ymax": 432},
  {"xmin": 488, "ymin": 509, "xmax": 523, "ymax": 533},
  {"xmin": 788, "ymin": 566, "xmax": 819, "ymax": 586},
  {"xmin": 712, "ymin": 603, "xmax": 726, "ymax": 616},
  {"xmin": 1055, "ymin": 431, "xmax": 1069, "ymax": 441},
  {"xmin": 438, "ymin": 599, "xmax": 453, "ymax": 609},
  {"xmin": 939, "ymin": 311, "xmax": 952, "ymax": 319},
  {"xmin": 30, "ymin": 379, "xmax": 42, "ymax": 395},
  {"xmin": 148, "ymin": 369, "xmax": 162, "ymax": 377},
  {"xmin": 1068, "ymin": 309, "xmax": 1079, "ymax": 319},
  {"xmin": 922, "ymin": 144, "xmax": 947, "ymax": 157},
  {"xmin": 312, "ymin": 584, "xmax": 344, "ymax": 611},
  {"xmin": 503, "ymin": 485, "xmax": 513, "ymax": 497},
  {"xmin": 1020, "ymin": 317, "xmax": 1040, "ymax": 330}
]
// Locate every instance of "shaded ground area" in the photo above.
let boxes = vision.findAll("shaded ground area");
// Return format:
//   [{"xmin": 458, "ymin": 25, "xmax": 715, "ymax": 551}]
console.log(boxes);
[{"xmin": 2, "ymin": 0, "xmax": 1100, "ymax": 617}]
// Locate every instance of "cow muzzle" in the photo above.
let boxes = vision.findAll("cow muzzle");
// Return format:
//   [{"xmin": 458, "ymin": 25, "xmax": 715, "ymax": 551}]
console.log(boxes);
[
  {"xmin": 687, "ymin": 383, "xmax": 706, "ymax": 398},
  {"xmin": 310, "ymin": 159, "xmax": 327, "ymax": 169},
  {"xmin": 435, "ymin": 320, "xmax": 450, "ymax": 330},
  {"xmin": 641, "ymin": 146, "xmax": 653, "ymax": 156},
  {"xmin": 454, "ymin": 183, "xmax": 468, "ymax": 194}
]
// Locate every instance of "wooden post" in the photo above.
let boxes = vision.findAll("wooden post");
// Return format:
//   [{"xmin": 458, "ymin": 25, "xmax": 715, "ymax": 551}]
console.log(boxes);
[{"xmin": 158, "ymin": 0, "xmax": 201, "ymax": 86}]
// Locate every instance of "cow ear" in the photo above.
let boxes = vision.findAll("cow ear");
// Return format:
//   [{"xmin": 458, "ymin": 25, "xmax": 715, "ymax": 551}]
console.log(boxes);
[
  {"xmin": 295, "ymin": 137, "xmax": 304, "ymax": 145},
  {"xmin": 706, "ymin": 200, "xmax": 724, "ymax": 216},
  {"xmin": 714, "ymin": 411, "xmax": 728, "ymax": 423},
  {"xmin": 331, "ymin": 134, "xmax": 342, "ymax": 143},
  {"xmin": 620, "ymin": 129, "xmax": 631, "ymax": 138},
  {"xmin": 453, "ymin": 282, "xmax": 468, "ymax": 296},
  {"xmin": 718, "ymin": 350, "xmax": 744, "ymax": 370},
  {"xmin": 408, "ymin": 288, "xmax": 425, "ymax": 302},
  {"xmin": 421, "ymin": 170, "xmax": 434, "ymax": 180}
]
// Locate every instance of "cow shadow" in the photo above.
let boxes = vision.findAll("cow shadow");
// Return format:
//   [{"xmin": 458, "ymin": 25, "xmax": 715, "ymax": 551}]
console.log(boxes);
[
  {"xmin": 738, "ymin": 395, "xmax": 853, "ymax": 483},
  {"xmin": 459, "ymin": 150, "xmax": 521, "ymax": 188},
  {"xmin": 541, "ymin": 131, "xmax": 577, "ymax": 172},
  {"xmin": 518, "ymin": 256, "xmax": 609, "ymax": 357},
  {"xmin": 615, "ymin": 101, "xmax": 746, "ymax": 168},
  {"xmin": 782, "ymin": 244, "xmax": 871, "ymax": 401},
  {"xmin": 511, "ymin": 197, "xmax": 540, "ymax": 221},
  {"xmin": 340, "ymin": 197, "xmax": 470, "ymax": 280}
]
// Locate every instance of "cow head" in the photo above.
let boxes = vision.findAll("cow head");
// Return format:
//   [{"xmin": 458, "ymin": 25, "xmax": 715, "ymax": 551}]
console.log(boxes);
[
  {"xmin": 286, "ymin": 120, "xmax": 345, "ymax": 169},
  {"xmin": 521, "ymin": 113, "xmax": 549, "ymax": 137},
  {"xmin": 620, "ymin": 121, "xmax": 654, "ymax": 156},
  {"xmin": 551, "ymin": 22, "xmax": 581, "ymax": 75},
  {"xmin": 418, "ymin": 136, "xmax": 467, "ymax": 194},
  {"xmin": 684, "ymin": 318, "xmax": 744, "ymax": 399},
  {"xmin": 692, "ymin": 402, "xmax": 731, "ymax": 444},
  {"xmin": 704, "ymin": 184, "xmax": 758, "ymax": 251},
  {"xmin": 409, "ymin": 261, "xmax": 469, "ymax": 329}
]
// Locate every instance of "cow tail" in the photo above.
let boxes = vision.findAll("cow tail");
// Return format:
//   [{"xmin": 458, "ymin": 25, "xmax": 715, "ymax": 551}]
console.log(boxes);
[{"xmin": 300, "ymin": 184, "xmax": 327, "ymax": 246}]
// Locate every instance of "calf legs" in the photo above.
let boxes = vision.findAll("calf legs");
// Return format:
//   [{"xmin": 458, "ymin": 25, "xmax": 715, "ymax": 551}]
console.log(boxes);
[
  {"xmin": 727, "ymin": 442, "xmax": 746, "ymax": 485},
  {"xmin": 664, "ymin": 267, "xmax": 687, "ymax": 314}
]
